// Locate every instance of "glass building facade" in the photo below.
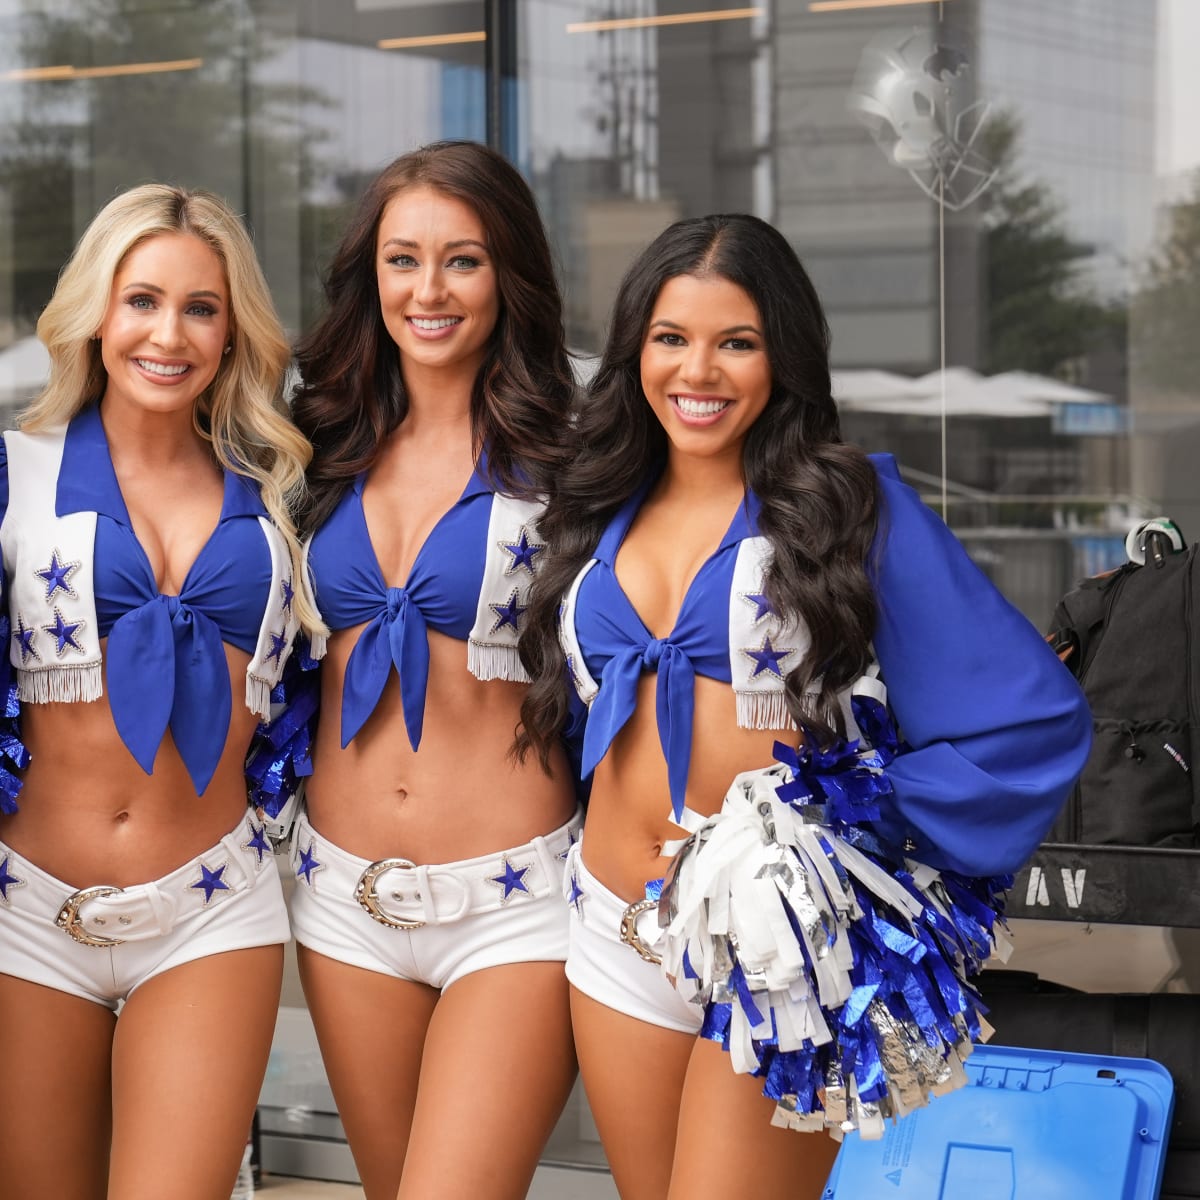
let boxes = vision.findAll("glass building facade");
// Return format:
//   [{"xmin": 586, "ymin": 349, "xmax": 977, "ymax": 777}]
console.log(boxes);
[{"xmin": 2, "ymin": 0, "xmax": 1198, "ymax": 1187}]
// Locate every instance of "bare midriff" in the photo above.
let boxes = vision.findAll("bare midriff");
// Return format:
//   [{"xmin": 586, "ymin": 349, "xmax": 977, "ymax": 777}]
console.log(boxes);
[
  {"xmin": 306, "ymin": 626, "xmax": 574, "ymax": 865},
  {"xmin": 1, "ymin": 641, "xmax": 260, "ymax": 889},
  {"xmin": 583, "ymin": 672, "xmax": 792, "ymax": 903}
]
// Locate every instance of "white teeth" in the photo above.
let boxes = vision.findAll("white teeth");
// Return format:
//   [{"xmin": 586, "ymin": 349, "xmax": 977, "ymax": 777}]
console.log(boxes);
[
  {"xmin": 135, "ymin": 359, "xmax": 189, "ymax": 376},
  {"xmin": 410, "ymin": 317, "xmax": 462, "ymax": 330},
  {"xmin": 674, "ymin": 396, "xmax": 730, "ymax": 417}
]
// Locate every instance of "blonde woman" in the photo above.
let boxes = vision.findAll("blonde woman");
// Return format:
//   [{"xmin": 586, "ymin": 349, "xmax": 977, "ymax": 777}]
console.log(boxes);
[{"xmin": 0, "ymin": 184, "xmax": 320, "ymax": 1199}]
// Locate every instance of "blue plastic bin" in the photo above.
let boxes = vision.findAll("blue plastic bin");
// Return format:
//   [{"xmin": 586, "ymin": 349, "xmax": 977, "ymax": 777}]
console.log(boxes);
[{"xmin": 823, "ymin": 1044, "xmax": 1174, "ymax": 1199}]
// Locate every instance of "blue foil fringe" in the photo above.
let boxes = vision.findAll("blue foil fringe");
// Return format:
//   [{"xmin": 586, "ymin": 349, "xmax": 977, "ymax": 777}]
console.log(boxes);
[
  {"xmin": 245, "ymin": 637, "xmax": 320, "ymax": 819},
  {"xmin": 695, "ymin": 695, "xmax": 1009, "ymax": 1129}
]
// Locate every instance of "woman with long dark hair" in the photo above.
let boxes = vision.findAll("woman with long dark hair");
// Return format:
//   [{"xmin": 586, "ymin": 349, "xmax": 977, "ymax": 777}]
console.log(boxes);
[
  {"xmin": 0, "ymin": 183, "xmax": 318, "ymax": 1198},
  {"xmin": 518, "ymin": 213, "xmax": 1091, "ymax": 1198},
  {"xmin": 290, "ymin": 141, "xmax": 579, "ymax": 1200}
]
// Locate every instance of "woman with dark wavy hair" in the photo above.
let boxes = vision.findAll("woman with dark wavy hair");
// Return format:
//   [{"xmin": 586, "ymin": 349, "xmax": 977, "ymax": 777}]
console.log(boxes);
[
  {"xmin": 290, "ymin": 142, "xmax": 579, "ymax": 1200},
  {"xmin": 518, "ymin": 212, "xmax": 1091, "ymax": 1198}
]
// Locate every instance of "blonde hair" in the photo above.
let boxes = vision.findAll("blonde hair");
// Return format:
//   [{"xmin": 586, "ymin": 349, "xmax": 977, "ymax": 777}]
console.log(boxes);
[{"xmin": 24, "ymin": 183, "xmax": 324, "ymax": 637}]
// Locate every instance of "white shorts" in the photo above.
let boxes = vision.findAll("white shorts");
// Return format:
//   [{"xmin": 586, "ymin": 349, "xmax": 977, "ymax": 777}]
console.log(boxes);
[
  {"xmin": 563, "ymin": 843, "xmax": 703, "ymax": 1035},
  {"xmin": 0, "ymin": 812, "xmax": 289, "ymax": 1010},
  {"xmin": 288, "ymin": 808, "xmax": 583, "ymax": 991}
]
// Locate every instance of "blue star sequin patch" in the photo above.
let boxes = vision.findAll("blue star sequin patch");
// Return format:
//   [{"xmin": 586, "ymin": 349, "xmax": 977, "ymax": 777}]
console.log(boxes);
[
  {"xmin": 44, "ymin": 607, "xmax": 86, "ymax": 657},
  {"xmin": 266, "ymin": 628, "xmax": 288, "ymax": 664},
  {"xmin": 500, "ymin": 528, "xmax": 546, "ymax": 576},
  {"xmin": 489, "ymin": 590, "xmax": 527, "ymax": 635},
  {"xmin": 558, "ymin": 828, "xmax": 577, "ymax": 862},
  {"xmin": 0, "ymin": 853, "xmax": 26, "ymax": 905},
  {"xmin": 13, "ymin": 614, "xmax": 40, "ymax": 664},
  {"xmin": 296, "ymin": 842, "xmax": 323, "ymax": 888},
  {"xmin": 35, "ymin": 549, "xmax": 80, "ymax": 602},
  {"xmin": 488, "ymin": 857, "xmax": 532, "ymax": 903},
  {"xmin": 742, "ymin": 634, "xmax": 794, "ymax": 679},
  {"xmin": 243, "ymin": 821, "xmax": 272, "ymax": 865},
  {"xmin": 281, "ymin": 575, "xmax": 295, "ymax": 613},
  {"xmin": 190, "ymin": 862, "xmax": 231, "ymax": 905},
  {"xmin": 741, "ymin": 591, "xmax": 774, "ymax": 623},
  {"xmin": 567, "ymin": 872, "xmax": 585, "ymax": 916}
]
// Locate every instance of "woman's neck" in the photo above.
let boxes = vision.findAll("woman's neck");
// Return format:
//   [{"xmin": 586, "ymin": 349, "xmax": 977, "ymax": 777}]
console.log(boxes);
[
  {"xmin": 658, "ymin": 446, "xmax": 746, "ymax": 508},
  {"xmin": 98, "ymin": 397, "xmax": 209, "ymax": 468}
]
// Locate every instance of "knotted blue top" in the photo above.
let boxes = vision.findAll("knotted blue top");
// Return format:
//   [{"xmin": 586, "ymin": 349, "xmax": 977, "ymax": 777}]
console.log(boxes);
[
  {"xmin": 306, "ymin": 458, "xmax": 500, "ymax": 749},
  {"xmin": 49, "ymin": 404, "xmax": 272, "ymax": 793},
  {"xmin": 574, "ymin": 478, "xmax": 763, "ymax": 818}
]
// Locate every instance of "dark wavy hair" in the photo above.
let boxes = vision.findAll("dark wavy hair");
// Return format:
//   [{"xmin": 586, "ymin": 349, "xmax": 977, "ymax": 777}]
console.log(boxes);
[
  {"xmin": 293, "ymin": 141, "xmax": 574, "ymax": 532},
  {"xmin": 518, "ymin": 213, "xmax": 881, "ymax": 768}
]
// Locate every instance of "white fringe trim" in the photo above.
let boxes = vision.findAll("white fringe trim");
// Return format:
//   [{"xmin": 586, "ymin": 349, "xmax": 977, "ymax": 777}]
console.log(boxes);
[
  {"xmin": 735, "ymin": 689, "xmax": 795, "ymax": 731},
  {"xmin": 18, "ymin": 664, "xmax": 103, "ymax": 704},
  {"xmin": 246, "ymin": 673, "xmax": 273, "ymax": 721},
  {"xmin": 468, "ymin": 640, "xmax": 531, "ymax": 683}
]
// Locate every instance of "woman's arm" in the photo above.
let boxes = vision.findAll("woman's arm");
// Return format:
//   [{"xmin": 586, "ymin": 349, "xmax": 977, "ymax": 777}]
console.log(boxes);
[{"xmin": 867, "ymin": 454, "xmax": 1092, "ymax": 877}]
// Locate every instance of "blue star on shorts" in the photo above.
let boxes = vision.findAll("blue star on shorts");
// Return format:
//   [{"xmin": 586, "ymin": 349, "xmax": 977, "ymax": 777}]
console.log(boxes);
[
  {"xmin": 243, "ymin": 821, "xmax": 272, "ymax": 865},
  {"xmin": 0, "ymin": 853, "xmax": 25, "ymax": 904},
  {"xmin": 488, "ymin": 857, "xmax": 532, "ymax": 904},
  {"xmin": 296, "ymin": 842, "xmax": 323, "ymax": 888},
  {"xmin": 190, "ymin": 862, "xmax": 231, "ymax": 905}
]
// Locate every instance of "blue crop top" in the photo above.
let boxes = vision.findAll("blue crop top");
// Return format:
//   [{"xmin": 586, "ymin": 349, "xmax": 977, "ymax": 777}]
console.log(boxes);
[
  {"xmin": 0, "ymin": 404, "xmax": 282, "ymax": 794},
  {"xmin": 559, "ymin": 454, "xmax": 1092, "ymax": 878},
  {"xmin": 306, "ymin": 454, "xmax": 544, "ymax": 750}
]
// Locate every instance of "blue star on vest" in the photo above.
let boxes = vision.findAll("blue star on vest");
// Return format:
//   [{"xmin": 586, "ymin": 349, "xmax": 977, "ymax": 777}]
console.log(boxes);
[
  {"xmin": 488, "ymin": 857, "xmax": 532, "ymax": 903},
  {"xmin": 190, "ymin": 862, "xmax": 231, "ymax": 905},
  {"xmin": 44, "ymin": 607, "xmax": 86, "ymax": 657},
  {"xmin": 266, "ymin": 627, "xmax": 288, "ymax": 664},
  {"xmin": 500, "ymin": 528, "xmax": 546, "ymax": 576},
  {"xmin": 13, "ymin": 614, "xmax": 40, "ymax": 664},
  {"xmin": 558, "ymin": 828, "xmax": 577, "ymax": 862},
  {"xmin": 296, "ymin": 842, "xmax": 323, "ymax": 888},
  {"xmin": 243, "ymin": 821, "xmax": 272, "ymax": 865},
  {"xmin": 0, "ymin": 853, "xmax": 25, "ymax": 905},
  {"xmin": 742, "ymin": 634, "xmax": 794, "ymax": 679},
  {"xmin": 741, "ymin": 591, "xmax": 774, "ymax": 623},
  {"xmin": 567, "ymin": 872, "xmax": 585, "ymax": 916},
  {"xmin": 35, "ymin": 549, "xmax": 80, "ymax": 601},
  {"xmin": 489, "ymin": 590, "xmax": 526, "ymax": 635},
  {"xmin": 281, "ymin": 575, "xmax": 295, "ymax": 613}
]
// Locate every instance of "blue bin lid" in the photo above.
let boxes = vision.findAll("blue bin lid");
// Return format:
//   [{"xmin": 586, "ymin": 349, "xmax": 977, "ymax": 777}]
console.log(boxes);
[{"xmin": 824, "ymin": 1044, "xmax": 1174, "ymax": 1199}]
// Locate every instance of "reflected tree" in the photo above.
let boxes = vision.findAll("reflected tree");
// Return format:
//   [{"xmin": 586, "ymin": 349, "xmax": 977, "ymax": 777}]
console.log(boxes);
[
  {"xmin": 1132, "ymin": 169, "xmax": 1200, "ymax": 396},
  {"xmin": 979, "ymin": 113, "xmax": 1122, "ymax": 379},
  {"xmin": 0, "ymin": 0, "xmax": 330, "ymax": 335}
]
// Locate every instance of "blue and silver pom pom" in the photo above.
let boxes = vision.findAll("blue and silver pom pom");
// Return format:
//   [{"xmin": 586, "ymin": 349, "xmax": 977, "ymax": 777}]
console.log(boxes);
[{"xmin": 656, "ymin": 695, "xmax": 1010, "ymax": 1139}]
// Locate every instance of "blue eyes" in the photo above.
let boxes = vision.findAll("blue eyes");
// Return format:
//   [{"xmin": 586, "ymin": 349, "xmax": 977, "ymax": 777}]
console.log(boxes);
[
  {"xmin": 127, "ymin": 295, "xmax": 217, "ymax": 317},
  {"xmin": 384, "ymin": 254, "xmax": 483, "ymax": 270}
]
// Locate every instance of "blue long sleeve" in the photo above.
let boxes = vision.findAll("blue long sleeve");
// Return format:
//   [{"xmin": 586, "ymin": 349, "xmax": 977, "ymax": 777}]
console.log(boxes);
[{"xmin": 867, "ymin": 455, "xmax": 1092, "ymax": 877}]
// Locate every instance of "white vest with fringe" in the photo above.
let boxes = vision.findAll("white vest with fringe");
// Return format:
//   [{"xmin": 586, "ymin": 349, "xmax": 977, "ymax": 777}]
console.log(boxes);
[{"xmin": 1, "ymin": 423, "xmax": 297, "ymax": 719}]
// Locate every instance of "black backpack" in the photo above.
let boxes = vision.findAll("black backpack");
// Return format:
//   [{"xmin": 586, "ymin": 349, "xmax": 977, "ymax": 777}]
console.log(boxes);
[{"xmin": 1047, "ymin": 526, "xmax": 1200, "ymax": 847}]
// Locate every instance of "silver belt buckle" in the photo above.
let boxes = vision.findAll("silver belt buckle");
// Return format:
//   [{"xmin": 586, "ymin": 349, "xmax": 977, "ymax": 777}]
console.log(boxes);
[
  {"xmin": 354, "ymin": 858, "xmax": 425, "ymax": 930},
  {"xmin": 55, "ymin": 885, "xmax": 126, "ymax": 947},
  {"xmin": 619, "ymin": 898, "xmax": 662, "ymax": 965}
]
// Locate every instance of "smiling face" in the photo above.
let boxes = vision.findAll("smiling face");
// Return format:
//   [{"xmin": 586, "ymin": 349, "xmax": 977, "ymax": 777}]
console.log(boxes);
[
  {"xmin": 639, "ymin": 272, "xmax": 773, "ymax": 465},
  {"xmin": 98, "ymin": 232, "xmax": 231, "ymax": 420},
  {"xmin": 374, "ymin": 185, "xmax": 500, "ymax": 381}
]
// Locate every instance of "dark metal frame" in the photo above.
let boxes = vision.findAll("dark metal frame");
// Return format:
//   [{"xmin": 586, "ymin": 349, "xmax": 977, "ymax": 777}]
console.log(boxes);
[{"xmin": 484, "ymin": 0, "xmax": 518, "ymax": 158}]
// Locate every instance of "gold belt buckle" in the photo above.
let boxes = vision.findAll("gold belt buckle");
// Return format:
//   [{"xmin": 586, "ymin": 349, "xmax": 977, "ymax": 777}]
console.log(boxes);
[
  {"xmin": 354, "ymin": 858, "xmax": 425, "ymax": 930},
  {"xmin": 619, "ymin": 898, "xmax": 662, "ymax": 965},
  {"xmin": 55, "ymin": 885, "xmax": 126, "ymax": 948}
]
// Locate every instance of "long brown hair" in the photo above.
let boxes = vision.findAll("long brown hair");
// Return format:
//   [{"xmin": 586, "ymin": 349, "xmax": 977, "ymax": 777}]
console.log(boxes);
[
  {"xmin": 518, "ymin": 214, "xmax": 880, "ymax": 768},
  {"xmin": 293, "ymin": 141, "xmax": 574, "ymax": 532}
]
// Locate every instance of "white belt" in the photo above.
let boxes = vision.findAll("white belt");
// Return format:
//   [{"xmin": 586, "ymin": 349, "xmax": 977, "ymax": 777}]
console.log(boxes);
[{"xmin": 293, "ymin": 809, "xmax": 583, "ymax": 931}]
